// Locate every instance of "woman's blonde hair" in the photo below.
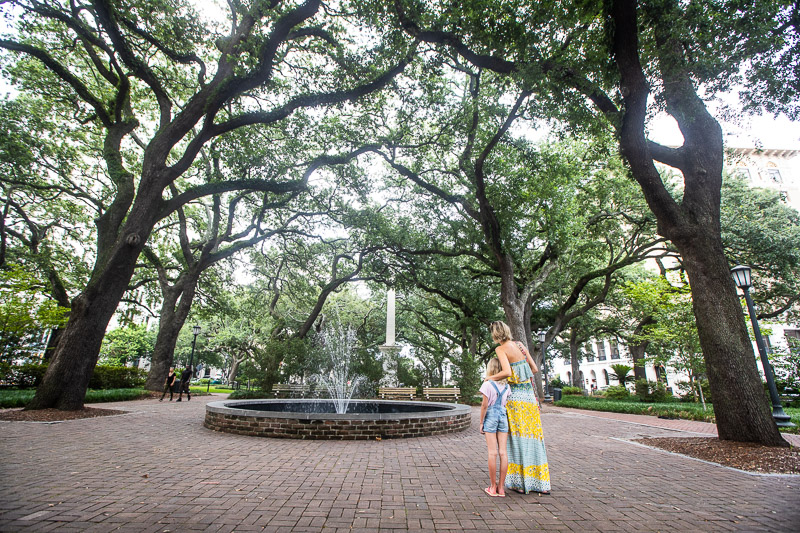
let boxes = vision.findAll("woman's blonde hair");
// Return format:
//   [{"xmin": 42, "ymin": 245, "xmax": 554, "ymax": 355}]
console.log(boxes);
[
  {"xmin": 486, "ymin": 357, "xmax": 507, "ymax": 385},
  {"xmin": 490, "ymin": 321, "xmax": 513, "ymax": 344}
]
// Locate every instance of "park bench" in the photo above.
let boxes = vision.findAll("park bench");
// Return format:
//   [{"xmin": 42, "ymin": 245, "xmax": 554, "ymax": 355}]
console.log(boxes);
[
  {"xmin": 780, "ymin": 389, "xmax": 799, "ymax": 407},
  {"xmin": 378, "ymin": 387, "xmax": 416, "ymax": 400},
  {"xmin": 423, "ymin": 387, "xmax": 460, "ymax": 402},
  {"xmin": 272, "ymin": 383, "xmax": 311, "ymax": 398}
]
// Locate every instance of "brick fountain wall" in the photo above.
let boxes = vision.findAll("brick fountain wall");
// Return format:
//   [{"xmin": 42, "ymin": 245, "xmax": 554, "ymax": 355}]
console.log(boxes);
[{"xmin": 204, "ymin": 400, "xmax": 471, "ymax": 440}]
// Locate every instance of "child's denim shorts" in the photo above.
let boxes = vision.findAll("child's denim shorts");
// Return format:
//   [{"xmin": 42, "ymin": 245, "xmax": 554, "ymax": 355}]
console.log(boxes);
[{"xmin": 482, "ymin": 407, "xmax": 509, "ymax": 433}]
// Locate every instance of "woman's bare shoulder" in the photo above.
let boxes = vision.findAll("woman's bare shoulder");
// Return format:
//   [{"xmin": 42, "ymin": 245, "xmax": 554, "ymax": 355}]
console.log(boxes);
[{"xmin": 503, "ymin": 341, "xmax": 525, "ymax": 363}]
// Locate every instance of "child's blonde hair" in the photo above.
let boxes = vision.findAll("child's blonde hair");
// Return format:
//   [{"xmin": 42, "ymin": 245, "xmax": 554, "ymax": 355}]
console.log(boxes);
[{"xmin": 486, "ymin": 357, "xmax": 507, "ymax": 385}]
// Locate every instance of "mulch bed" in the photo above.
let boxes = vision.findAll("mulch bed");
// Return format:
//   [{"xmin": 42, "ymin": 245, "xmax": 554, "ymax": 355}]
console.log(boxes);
[
  {"xmin": 635, "ymin": 437, "xmax": 800, "ymax": 474},
  {"xmin": 0, "ymin": 407, "xmax": 127, "ymax": 422}
]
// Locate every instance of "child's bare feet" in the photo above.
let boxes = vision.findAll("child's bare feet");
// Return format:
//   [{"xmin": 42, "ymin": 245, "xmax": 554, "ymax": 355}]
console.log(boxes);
[
  {"xmin": 483, "ymin": 486, "xmax": 499, "ymax": 497},
  {"xmin": 496, "ymin": 488, "xmax": 506, "ymax": 497}
]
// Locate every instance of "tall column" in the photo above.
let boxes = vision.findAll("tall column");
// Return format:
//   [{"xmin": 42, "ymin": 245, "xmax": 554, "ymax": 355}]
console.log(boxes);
[
  {"xmin": 379, "ymin": 289, "xmax": 400, "ymax": 387},
  {"xmin": 385, "ymin": 289, "xmax": 396, "ymax": 346}
]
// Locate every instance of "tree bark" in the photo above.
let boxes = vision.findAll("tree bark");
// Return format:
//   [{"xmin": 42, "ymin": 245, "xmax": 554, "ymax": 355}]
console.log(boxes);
[
  {"xmin": 629, "ymin": 316, "xmax": 654, "ymax": 382},
  {"xmin": 144, "ymin": 276, "xmax": 198, "ymax": 391},
  {"xmin": 25, "ymin": 186, "xmax": 157, "ymax": 410},
  {"xmin": 677, "ymin": 233, "xmax": 786, "ymax": 444},
  {"xmin": 569, "ymin": 329, "xmax": 583, "ymax": 389},
  {"xmin": 609, "ymin": 0, "xmax": 787, "ymax": 446}
]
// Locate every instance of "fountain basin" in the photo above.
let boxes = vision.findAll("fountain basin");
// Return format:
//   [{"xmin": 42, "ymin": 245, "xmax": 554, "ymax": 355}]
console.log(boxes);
[{"xmin": 204, "ymin": 399, "xmax": 471, "ymax": 440}]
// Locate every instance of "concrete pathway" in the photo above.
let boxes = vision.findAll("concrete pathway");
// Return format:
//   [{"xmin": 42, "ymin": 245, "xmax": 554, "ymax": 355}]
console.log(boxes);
[{"xmin": 1, "ymin": 395, "xmax": 797, "ymax": 532}]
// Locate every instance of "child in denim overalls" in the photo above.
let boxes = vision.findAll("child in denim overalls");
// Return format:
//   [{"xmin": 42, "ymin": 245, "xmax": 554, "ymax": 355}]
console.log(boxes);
[{"xmin": 479, "ymin": 357, "xmax": 510, "ymax": 497}]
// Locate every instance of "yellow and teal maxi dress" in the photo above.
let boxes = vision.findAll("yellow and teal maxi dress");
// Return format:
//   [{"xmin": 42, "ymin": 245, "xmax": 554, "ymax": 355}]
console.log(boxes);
[{"xmin": 505, "ymin": 346, "xmax": 551, "ymax": 494}]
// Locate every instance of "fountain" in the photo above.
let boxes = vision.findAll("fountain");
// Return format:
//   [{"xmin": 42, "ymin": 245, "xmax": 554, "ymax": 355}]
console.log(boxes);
[
  {"xmin": 204, "ymin": 292, "xmax": 471, "ymax": 439},
  {"xmin": 311, "ymin": 319, "xmax": 363, "ymax": 414}
]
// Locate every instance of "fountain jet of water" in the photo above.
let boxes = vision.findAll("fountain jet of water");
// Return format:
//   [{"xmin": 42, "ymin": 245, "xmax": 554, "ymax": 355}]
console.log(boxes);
[{"xmin": 313, "ymin": 320, "xmax": 364, "ymax": 414}]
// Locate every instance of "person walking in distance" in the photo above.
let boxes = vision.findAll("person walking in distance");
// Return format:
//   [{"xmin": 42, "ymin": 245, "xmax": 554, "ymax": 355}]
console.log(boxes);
[
  {"xmin": 159, "ymin": 367, "xmax": 177, "ymax": 402},
  {"xmin": 176, "ymin": 365, "xmax": 192, "ymax": 402}
]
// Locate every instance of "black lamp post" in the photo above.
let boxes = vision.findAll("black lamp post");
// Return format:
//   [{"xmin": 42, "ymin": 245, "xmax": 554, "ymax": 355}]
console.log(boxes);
[
  {"xmin": 188, "ymin": 325, "xmax": 201, "ymax": 377},
  {"xmin": 538, "ymin": 331, "xmax": 552, "ymax": 402},
  {"xmin": 730, "ymin": 265, "xmax": 794, "ymax": 428}
]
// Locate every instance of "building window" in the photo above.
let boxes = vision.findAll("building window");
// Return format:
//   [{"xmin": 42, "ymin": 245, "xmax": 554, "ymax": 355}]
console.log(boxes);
[
  {"xmin": 585, "ymin": 344, "xmax": 594, "ymax": 362},
  {"xmin": 786, "ymin": 329, "xmax": 800, "ymax": 355},
  {"xmin": 596, "ymin": 341, "xmax": 606, "ymax": 361},
  {"xmin": 602, "ymin": 369, "xmax": 609, "ymax": 385},
  {"xmin": 780, "ymin": 190, "xmax": 789, "ymax": 202},
  {"xmin": 610, "ymin": 339, "xmax": 620, "ymax": 360},
  {"xmin": 737, "ymin": 168, "xmax": 752, "ymax": 181},
  {"xmin": 767, "ymin": 168, "xmax": 782, "ymax": 183}
]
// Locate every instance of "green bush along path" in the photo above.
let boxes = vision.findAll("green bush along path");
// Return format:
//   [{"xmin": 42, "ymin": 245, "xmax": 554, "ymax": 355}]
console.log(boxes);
[{"xmin": 554, "ymin": 395, "xmax": 800, "ymax": 433}]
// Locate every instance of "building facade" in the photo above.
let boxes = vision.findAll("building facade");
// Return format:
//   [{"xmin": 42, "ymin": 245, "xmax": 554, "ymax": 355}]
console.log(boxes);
[{"xmin": 550, "ymin": 146, "xmax": 800, "ymax": 395}]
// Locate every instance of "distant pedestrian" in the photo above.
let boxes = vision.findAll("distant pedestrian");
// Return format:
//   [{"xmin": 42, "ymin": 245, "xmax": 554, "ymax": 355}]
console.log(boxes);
[
  {"xmin": 159, "ymin": 367, "xmax": 177, "ymax": 402},
  {"xmin": 176, "ymin": 366, "xmax": 192, "ymax": 402},
  {"xmin": 479, "ymin": 357, "xmax": 510, "ymax": 498}
]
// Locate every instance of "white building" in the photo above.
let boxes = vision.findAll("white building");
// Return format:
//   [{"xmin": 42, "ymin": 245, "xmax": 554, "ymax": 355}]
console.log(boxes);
[{"xmin": 551, "ymin": 145, "xmax": 800, "ymax": 395}]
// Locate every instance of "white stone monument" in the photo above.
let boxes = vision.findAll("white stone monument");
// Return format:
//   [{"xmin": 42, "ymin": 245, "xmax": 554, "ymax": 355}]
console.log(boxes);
[{"xmin": 378, "ymin": 289, "xmax": 401, "ymax": 386}]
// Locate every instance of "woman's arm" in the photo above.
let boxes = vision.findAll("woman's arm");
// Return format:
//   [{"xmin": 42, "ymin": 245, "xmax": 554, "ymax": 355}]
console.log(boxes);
[
  {"xmin": 486, "ymin": 346, "xmax": 512, "ymax": 381},
  {"xmin": 479, "ymin": 394, "xmax": 489, "ymax": 434},
  {"xmin": 520, "ymin": 342, "xmax": 539, "ymax": 374}
]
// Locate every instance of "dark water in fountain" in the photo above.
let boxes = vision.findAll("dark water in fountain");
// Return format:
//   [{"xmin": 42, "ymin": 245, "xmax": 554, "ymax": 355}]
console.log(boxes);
[{"xmin": 227, "ymin": 401, "xmax": 453, "ymax": 415}]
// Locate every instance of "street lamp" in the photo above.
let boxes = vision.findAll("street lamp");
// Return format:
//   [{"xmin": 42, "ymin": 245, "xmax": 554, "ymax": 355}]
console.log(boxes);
[
  {"xmin": 730, "ymin": 265, "xmax": 795, "ymax": 428},
  {"xmin": 538, "ymin": 331, "xmax": 552, "ymax": 402},
  {"xmin": 188, "ymin": 325, "xmax": 201, "ymax": 377}
]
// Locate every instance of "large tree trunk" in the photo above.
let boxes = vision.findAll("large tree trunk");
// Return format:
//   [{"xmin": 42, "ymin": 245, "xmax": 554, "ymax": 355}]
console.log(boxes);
[
  {"xmin": 629, "ymin": 316, "xmax": 654, "ymax": 382},
  {"xmin": 677, "ymin": 233, "xmax": 787, "ymax": 445},
  {"xmin": 25, "ymin": 189, "xmax": 156, "ymax": 410},
  {"xmin": 144, "ymin": 276, "xmax": 199, "ymax": 391},
  {"xmin": 500, "ymin": 283, "xmax": 542, "ymax": 397},
  {"xmin": 569, "ymin": 329, "xmax": 583, "ymax": 389},
  {"xmin": 25, "ymin": 262, "xmax": 140, "ymax": 410},
  {"xmin": 609, "ymin": 0, "xmax": 786, "ymax": 446}
]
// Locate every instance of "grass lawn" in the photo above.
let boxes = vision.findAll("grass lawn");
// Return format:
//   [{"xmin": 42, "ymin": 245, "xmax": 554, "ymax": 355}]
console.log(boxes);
[
  {"xmin": 189, "ymin": 385, "xmax": 234, "ymax": 394},
  {"xmin": 0, "ymin": 388, "xmax": 150, "ymax": 409},
  {"xmin": 553, "ymin": 395, "xmax": 800, "ymax": 434}
]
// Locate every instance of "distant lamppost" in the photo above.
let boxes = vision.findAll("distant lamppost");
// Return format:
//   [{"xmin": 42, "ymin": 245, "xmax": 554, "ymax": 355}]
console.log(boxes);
[
  {"xmin": 538, "ymin": 331, "xmax": 552, "ymax": 401},
  {"xmin": 730, "ymin": 265, "xmax": 795, "ymax": 428},
  {"xmin": 188, "ymin": 325, "xmax": 201, "ymax": 377}
]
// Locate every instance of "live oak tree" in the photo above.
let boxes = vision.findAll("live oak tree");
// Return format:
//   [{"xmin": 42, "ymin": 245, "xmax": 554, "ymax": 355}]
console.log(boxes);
[
  {"xmin": 720, "ymin": 175, "xmax": 800, "ymax": 322},
  {"xmin": 357, "ymin": 59, "xmax": 665, "ymax": 394},
  {"xmin": 0, "ymin": 97, "xmax": 96, "ymax": 358},
  {"xmin": 0, "ymin": 0, "xmax": 413, "ymax": 409},
  {"xmin": 139, "ymin": 131, "xmax": 371, "ymax": 392},
  {"xmin": 387, "ymin": 0, "xmax": 791, "ymax": 445}
]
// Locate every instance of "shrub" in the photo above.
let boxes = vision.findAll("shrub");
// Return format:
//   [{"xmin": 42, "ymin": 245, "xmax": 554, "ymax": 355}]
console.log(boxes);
[
  {"xmin": 549, "ymin": 376, "xmax": 567, "ymax": 389},
  {"xmin": 88, "ymin": 365, "xmax": 147, "ymax": 389},
  {"xmin": 229, "ymin": 389, "xmax": 264, "ymax": 399},
  {"xmin": 562, "ymin": 386, "xmax": 582, "ymax": 395},
  {"xmin": 635, "ymin": 379, "xmax": 671, "ymax": 402},
  {"xmin": 5, "ymin": 363, "xmax": 49, "ymax": 388},
  {"xmin": 605, "ymin": 385, "xmax": 630, "ymax": 400}
]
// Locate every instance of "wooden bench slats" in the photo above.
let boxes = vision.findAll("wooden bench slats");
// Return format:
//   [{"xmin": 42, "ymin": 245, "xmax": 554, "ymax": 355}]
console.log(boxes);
[
  {"xmin": 378, "ymin": 387, "xmax": 416, "ymax": 400},
  {"xmin": 272, "ymin": 384, "xmax": 311, "ymax": 397},
  {"xmin": 422, "ymin": 387, "xmax": 460, "ymax": 401}
]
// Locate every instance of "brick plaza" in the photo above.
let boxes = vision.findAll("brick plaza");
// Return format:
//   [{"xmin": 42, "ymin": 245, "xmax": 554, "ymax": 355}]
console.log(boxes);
[{"xmin": 1, "ymin": 395, "xmax": 798, "ymax": 532}]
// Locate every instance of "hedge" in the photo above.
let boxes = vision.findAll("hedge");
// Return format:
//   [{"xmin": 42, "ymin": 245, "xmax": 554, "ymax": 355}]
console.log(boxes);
[{"xmin": 2, "ymin": 363, "xmax": 147, "ymax": 389}]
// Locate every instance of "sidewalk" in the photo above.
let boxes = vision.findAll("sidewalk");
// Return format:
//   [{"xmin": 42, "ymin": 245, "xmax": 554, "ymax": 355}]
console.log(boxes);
[
  {"xmin": 549, "ymin": 405, "xmax": 800, "ymax": 446},
  {"xmin": 1, "ymin": 395, "xmax": 797, "ymax": 532}
]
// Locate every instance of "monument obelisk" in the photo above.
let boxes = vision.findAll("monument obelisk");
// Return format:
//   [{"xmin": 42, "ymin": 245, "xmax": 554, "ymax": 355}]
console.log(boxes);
[{"xmin": 379, "ymin": 289, "xmax": 401, "ymax": 386}]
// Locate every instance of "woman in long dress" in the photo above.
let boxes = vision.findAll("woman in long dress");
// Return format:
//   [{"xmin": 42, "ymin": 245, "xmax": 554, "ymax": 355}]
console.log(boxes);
[{"xmin": 486, "ymin": 321, "xmax": 551, "ymax": 494}]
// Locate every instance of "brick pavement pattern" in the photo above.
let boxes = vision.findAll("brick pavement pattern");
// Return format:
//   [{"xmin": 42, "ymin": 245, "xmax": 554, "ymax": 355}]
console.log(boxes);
[{"xmin": 1, "ymin": 395, "xmax": 798, "ymax": 532}]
